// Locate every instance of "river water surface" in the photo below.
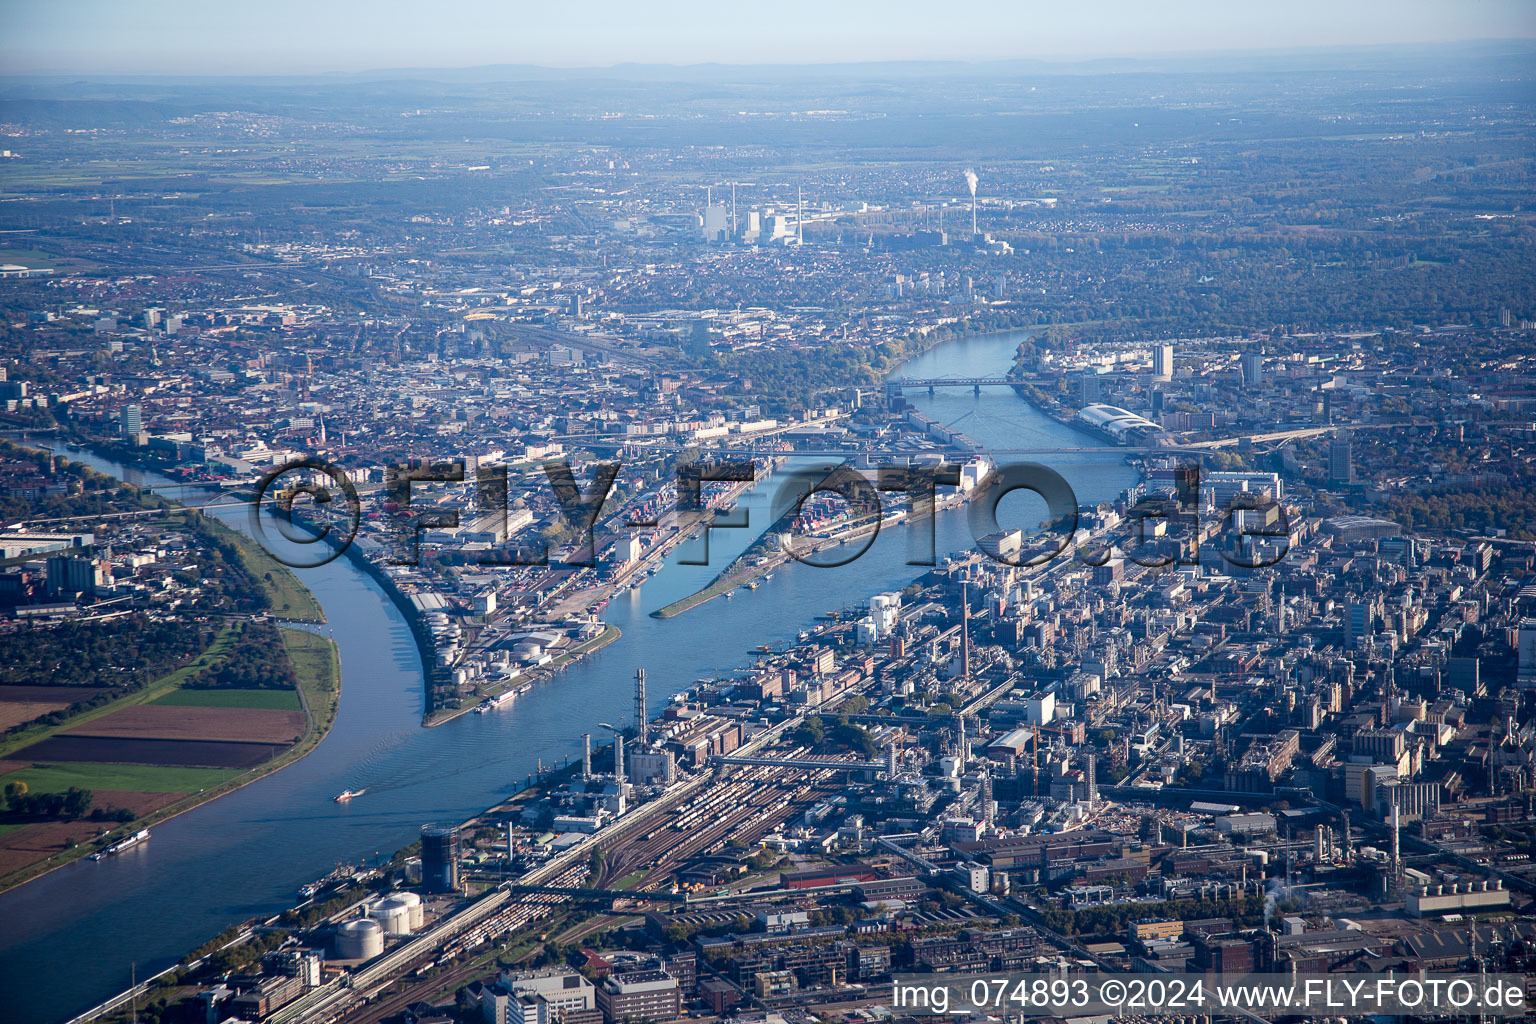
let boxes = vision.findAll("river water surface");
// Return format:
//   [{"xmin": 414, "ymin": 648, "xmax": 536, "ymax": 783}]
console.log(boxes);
[{"xmin": 1, "ymin": 329, "xmax": 1134, "ymax": 1023}]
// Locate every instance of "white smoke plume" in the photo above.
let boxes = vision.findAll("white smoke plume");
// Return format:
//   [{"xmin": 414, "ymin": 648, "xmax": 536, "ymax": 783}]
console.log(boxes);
[
  {"xmin": 964, "ymin": 168, "xmax": 979, "ymax": 197},
  {"xmin": 1263, "ymin": 877, "xmax": 1292, "ymax": 928}
]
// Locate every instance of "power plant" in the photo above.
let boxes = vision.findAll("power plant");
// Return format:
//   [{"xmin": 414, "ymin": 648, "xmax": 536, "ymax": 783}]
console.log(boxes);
[{"xmin": 964, "ymin": 167, "xmax": 978, "ymax": 235}]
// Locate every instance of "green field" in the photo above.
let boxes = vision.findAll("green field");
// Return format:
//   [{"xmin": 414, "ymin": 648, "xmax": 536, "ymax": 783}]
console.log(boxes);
[
  {"xmin": 0, "ymin": 626, "xmax": 238, "ymax": 761},
  {"xmin": 4, "ymin": 762, "xmax": 240, "ymax": 795},
  {"xmin": 0, "ymin": 628, "xmax": 341, "ymax": 894},
  {"xmin": 279, "ymin": 627, "xmax": 340, "ymax": 753},
  {"xmin": 0, "ymin": 248, "xmax": 61, "ymax": 270},
  {"xmin": 152, "ymin": 687, "xmax": 302, "ymax": 711}
]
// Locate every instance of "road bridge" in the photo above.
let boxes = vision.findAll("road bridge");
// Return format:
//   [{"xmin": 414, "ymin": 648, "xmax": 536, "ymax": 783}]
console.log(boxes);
[{"xmin": 886, "ymin": 376, "xmax": 1016, "ymax": 397}]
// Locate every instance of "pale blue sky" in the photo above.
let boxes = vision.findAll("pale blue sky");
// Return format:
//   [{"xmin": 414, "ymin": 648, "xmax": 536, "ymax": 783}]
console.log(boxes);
[{"xmin": 3, "ymin": 0, "xmax": 1533, "ymax": 75}]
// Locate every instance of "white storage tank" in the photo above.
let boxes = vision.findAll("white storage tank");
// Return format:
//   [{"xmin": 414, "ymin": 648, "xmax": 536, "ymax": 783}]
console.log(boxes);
[
  {"xmin": 370, "ymin": 893, "xmax": 422, "ymax": 935},
  {"xmin": 336, "ymin": 918, "xmax": 384, "ymax": 960},
  {"xmin": 393, "ymin": 890, "xmax": 425, "ymax": 929},
  {"xmin": 368, "ymin": 900, "xmax": 411, "ymax": 936}
]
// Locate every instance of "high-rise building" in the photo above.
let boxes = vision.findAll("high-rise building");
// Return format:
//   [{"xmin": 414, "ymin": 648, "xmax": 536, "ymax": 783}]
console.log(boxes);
[
  {"xmin": 1240, "ymin": 351, "xmax": 1264, "ymax": 388},
  {"xmin": 120, "ymin": 404, "xmax": 142, "ymax": 438},
  {"xmin": 1080, "ymin": 372, "xmax": 1100, "ymax": 406},
  {"xmin": 701, "ymin": 204, "xmax": 728, "ymax": 242},
  {"xmin": 1329, "ymin": 431, "xmax": 1354, "ymax": 485},
  {"xmin": 420, "ymin": 823, "xmax": 460, "ymax": 893},
  {"xmin": 1347, "ymin": 599, "xmax": 1374, "ymax": 650},
  {"xmin": 596, "ymin": 970, "xmax": 680, "ymax": 1023},
  {"xmin": 1518, "ymin": 618, "xmax": 1536, "ymax": 688},
  {"xmin": 1153, "ymin": 344, "xmax": 1174, "ymax": 379}
]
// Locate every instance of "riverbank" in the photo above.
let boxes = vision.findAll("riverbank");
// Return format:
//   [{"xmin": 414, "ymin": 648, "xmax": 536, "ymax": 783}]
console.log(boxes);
[
  {"xmin": 653, "ymin": 490, "xmax": 968, "ymax": 620},
  {"xmin": 0, "ymin": 444, "xmax": 341, "ymax": 895},
  {"xmin": 0, "ymin": 625, "xmax": 341, "ymax": 896},
  {"xmin": 421, "ymin": 622, "xmax": 622, "ymax": 729}
]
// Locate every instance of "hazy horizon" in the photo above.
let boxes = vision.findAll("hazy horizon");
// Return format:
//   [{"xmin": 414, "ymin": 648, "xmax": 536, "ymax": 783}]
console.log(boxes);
[{"xmin": 4, "ymin": 0, "xmax": 1535, "ymax": 77}]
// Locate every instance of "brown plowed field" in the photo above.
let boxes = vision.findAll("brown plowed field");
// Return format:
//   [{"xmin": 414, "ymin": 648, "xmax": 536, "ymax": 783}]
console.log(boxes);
[
  {"xmin": 0, "ymin": 702, "xmax": 70, "ymax": 731},
  {"xmin": 14, "ymin": 736, "xmax": 285, "ymax": 769},
  {"xmin": 0, "ymin": 686, "xmax": 111, "ymax": 731},
  {"xmin": 0, "ymin": 789, "xmax": 179, "ymax": 877},
  {"xmin": 63, "ymin": 705, "xmax": 304, "ymax": 745},
  {"xmin": 0, "ymin": 820, "xmax": 109, "ymax": 876}
]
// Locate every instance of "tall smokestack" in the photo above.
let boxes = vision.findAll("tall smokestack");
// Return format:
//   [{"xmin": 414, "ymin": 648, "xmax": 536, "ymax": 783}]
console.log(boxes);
[
  {"xmin": 955, "ymin": 713, "xmax": 967, "ymax": 770},
  {"xmin": 964, "ymin": 168, "xmax": 978, "ymax": 235},
  {"xmin": 614, "ymin": 734, "xmax": 625, "ymax": 786},
  {"xmin": 635, "ymin": 668, "xmax": 648, "ymax": 747},
  {"xmin": 581, "ymin": 732, "xmax": 592, "ymax": 779},
  {"xmin": 960, "ymin": 582, "xmax": 971, "ymax": 679},
  {"xmin": 1391, "ymin": 803, "xmax": 1401, "ymax": 874},
  {"xmin": 1085, "ymin": 752, "xmax": 1097, "ymax": 807}
]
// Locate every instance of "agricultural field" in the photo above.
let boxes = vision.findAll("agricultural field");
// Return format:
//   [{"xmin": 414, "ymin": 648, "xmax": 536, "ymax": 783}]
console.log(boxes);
[
  {"xmin": 0, "ymin": 761, "xmax": 239, "ymax": 794},
  {"xmin": 61, "ymin": 704, "xmax": 305, "ymax": 744},
  {"xmin": 0, "ymin": 623, "xmax": 340, "ymax": 890},
  {"xmin": 14, "ymin": 735, "xmax": 288, "ymax": 769},
  {"xmin": 153, "ymin": 687, "xmax": 303, "ymax": 711},
  {"xmin": 0, "ymin": 686, "xmax": 108, "ymax": 731}
]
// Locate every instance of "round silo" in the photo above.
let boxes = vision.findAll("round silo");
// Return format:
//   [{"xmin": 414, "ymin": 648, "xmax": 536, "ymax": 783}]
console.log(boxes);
[
  {"xmin": 336, "ymin": 918, "xmax": 384, "ymax": 960},
  {"xmin": 392, "ymin": 890, "xmax": 425, "ymax": 930},
  {"xmin": 370, "ymin": 895, "xmax": 419, "ymax": 936}
]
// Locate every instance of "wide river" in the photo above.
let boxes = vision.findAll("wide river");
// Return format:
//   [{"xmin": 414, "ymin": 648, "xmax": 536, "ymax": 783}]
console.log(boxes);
[{"xmin": 1, "ymin": 329, "xmax": 1134, "ymax": 1023}]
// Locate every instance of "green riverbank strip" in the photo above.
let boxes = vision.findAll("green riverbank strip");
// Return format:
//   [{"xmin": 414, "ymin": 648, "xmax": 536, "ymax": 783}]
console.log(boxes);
[
  {"xmin": 199, "ymin": 513, "xmax": 326, "ymax": 623},
  {"xmin": 0, "ymin": 626, "xmax": 341, "ymax": 894},
  {"xmin": 651, "ymin": 565, "xmax": 770, "ymax": 619}
]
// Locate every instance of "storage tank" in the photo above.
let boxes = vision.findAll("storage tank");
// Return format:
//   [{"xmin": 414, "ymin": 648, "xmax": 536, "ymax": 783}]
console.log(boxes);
[
  {"xmin": 370, "ymin": 893, "xmax": 422, "ymax": 935},
  {"xmin": 393, "ymin": 890, "xmax": 425, "ymax": 929},
  {"xmin": 336, "ymin": 918, "xmax": 384, "ymax": 960},
  {"xmin": 369, "ymin": 899, "xmax": 412, "ymax": 936}
]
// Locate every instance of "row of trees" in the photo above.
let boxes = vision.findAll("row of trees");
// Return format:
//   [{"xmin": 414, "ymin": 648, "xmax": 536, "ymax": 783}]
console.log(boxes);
[
  {"xmin": 1033, "ymin": 893, "xmax": 1263, "ymax": 937},
  {"xmin": 2, "ymin": 780, "xmax": 139, "ymax": 823}
]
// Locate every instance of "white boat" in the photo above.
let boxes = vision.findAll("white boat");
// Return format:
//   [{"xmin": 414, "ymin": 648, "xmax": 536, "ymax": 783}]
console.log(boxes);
[
  {"xmin": 334, "ymin": 789, "xmax": 365, "ymax": 803},
  {"xmin": 92, "ymin": 828, "xmax": 150, "ymax": 860},
  {"xmin": 477, "ymin": 689, "xmax": 516, "ymax": 713}
]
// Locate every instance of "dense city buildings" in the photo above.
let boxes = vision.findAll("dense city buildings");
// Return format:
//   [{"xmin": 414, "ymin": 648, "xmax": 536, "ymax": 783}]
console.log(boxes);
[{"xmin": 0, "ymin": 18, "xmax": 1534, "ymax": 1024}]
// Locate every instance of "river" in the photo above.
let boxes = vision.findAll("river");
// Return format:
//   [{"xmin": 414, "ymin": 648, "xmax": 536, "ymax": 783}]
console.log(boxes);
[{"xmin": 0, "ymin": 329, "xmax": 1134, "ymax": 1023}]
